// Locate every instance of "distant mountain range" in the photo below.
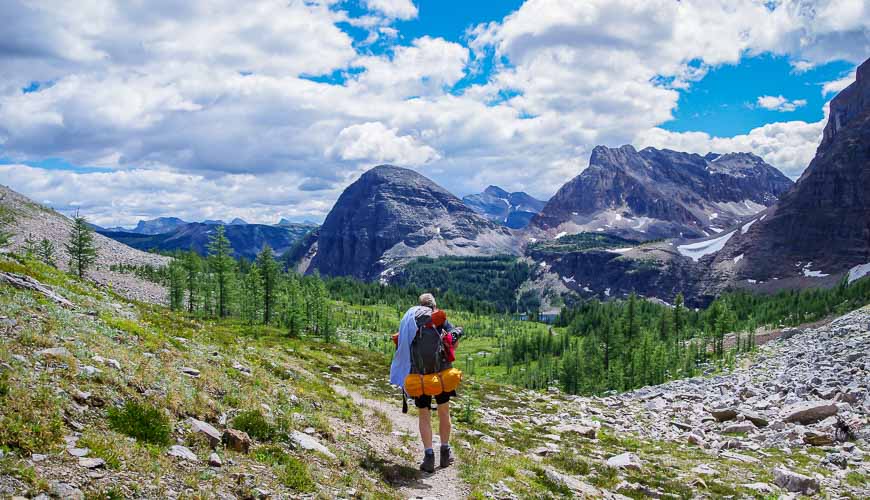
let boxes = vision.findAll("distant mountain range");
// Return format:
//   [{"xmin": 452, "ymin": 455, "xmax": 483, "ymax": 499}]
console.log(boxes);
[
  {"xmin": 98, "ymin": 221, "xmax": 316, "ymax": 260},
  {"xmin": 462, "ymin": 186, "xmax": 547, "ymax": 229}
]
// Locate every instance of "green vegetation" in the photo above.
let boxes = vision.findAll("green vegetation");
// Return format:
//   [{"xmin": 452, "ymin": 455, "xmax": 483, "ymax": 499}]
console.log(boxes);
[
  {"xmin": 0, "ymin": 380, "xmax": 65, "ymax": 454},
  {"xmin": 107, "ymin": 401, "xmax": 173, "ymax": 446},
  {"xmin": 527, "ymin": 232, "xmax": 642, "ymax": 255},
  {"xmin": 391, "ymin": 255, "xmax": 533, "ymax": 313},
  {"xmin": 253, "ymin": 446, "xmax": 316, "ymax": 492},
  {"xmin": 65, "ymin": 213, "xmax": 98, "ymax": 278},
  {"xmin": 232, "ymin": 409, "xmax": 277, "ymax": 441}
]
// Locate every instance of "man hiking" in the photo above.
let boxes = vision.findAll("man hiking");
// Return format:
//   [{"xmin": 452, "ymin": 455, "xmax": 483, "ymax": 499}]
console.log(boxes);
[{"xmin": 390, "ymin": 293, "xmax": 463, "ymax": 473}]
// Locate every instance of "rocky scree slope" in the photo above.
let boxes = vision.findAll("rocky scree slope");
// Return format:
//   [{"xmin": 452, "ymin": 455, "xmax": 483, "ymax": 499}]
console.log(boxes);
[
  {"xmin": 715, "ymin": 57, "xmax": 870, "ymax": 288},
  {"xmin": 462, "ymin": 307, "xmax": 870, "ymax": 498},
  {"xmin": 0, "ymin": 185, "xmax": 168, "ymax": 304},
  {"xmin": 306, "ymin": 165, "xmax": 517, "ymax": 281},
  {"xmin": 462, "ymin": 185, "xmax": 547, "ymax": 229},
  {"xmin": 531, "ymin": 145, "xmax": 793, "ymax": 241}
]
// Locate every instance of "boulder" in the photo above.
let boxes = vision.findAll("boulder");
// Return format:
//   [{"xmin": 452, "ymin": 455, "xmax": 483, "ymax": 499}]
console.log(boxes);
[
  {"xmin": 783, "ymin": 401, "xmax": 838, "ymax": 425},
  {"xmin": 709, "ymin": 408, "xmax": 738, "ymax": 422},
  {"xmin": 168, "ymin": 445, "xmax": 199, "ymax": 462},
  {"xmin": 803, "ymin": 430, "xmax": 834, "ymax": 446},
  {"xmin": 180, "ymin": 366, "xmax": 201, "ymax": 378},
  {"xmin": 290, "ymin": 430, "xmax": 336, "ymax": 459},
  {"xmin": 773, "ymin": 466, "xmax": 819, "ymax": 495},
  {"xmin": 49, "ymin": 482, "xmax": 84, "ymax": 500},
  {"xmin": 209, "ymin": 453, "xmax": 223, "ymax": 467},
  {"xmin": 223, "ymin": 429, "xmax": 252, "ymax": 454},
  {"xmin": 553, "ymin": 423, "xmax": 598, "ymax": 439},
  {"xmin": 741, "ymin": 411, "xmax": 769, "ymax": 428},
  {"xmin": 723, "ymin": 423, "xmax": 756, "ymax": 434},
  {"xmin": 78, "ymin": 457, "xmax": 106, "ymax": 469},
  {"xmin": 188, "ymin": 418, "xmax": 222, "ymax": 448},
  {"xmin": 543, "ymin": 467, "xmax": 600, "ymax": 496},
  {"xmin": 606, "ymin": 452, "xmax": 642, "ymax": 471}
]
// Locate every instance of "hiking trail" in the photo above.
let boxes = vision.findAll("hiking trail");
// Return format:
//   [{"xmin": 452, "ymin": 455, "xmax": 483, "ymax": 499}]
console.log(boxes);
[{"xmin": 334, "ymin": 385, "xmax": 470, "ymax": 500}]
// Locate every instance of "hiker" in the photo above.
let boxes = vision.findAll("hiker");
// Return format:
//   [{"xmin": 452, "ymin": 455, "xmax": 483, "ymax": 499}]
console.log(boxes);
[{"xmin": 390, "ymin": 293, "xmax": 464, "ymax": 473}]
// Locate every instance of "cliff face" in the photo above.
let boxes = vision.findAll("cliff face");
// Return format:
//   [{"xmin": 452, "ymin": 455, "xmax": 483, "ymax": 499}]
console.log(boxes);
[
  {"xmin": 308, "ymin": 165, "xmax": 516, "ymax": 281},
  {"xmin": 532, "ymin": 146, "xmax": 793, "ymax": 240},
  {"xmin": 718, "ymin": 58, "xmax": 870, "ymax": 282}
]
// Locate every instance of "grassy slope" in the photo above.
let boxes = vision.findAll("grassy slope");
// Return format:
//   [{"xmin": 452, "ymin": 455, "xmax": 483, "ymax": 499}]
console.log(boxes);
[{"xmin": 1, "ymin": 254, "xmax": 865, "ymax": 499}]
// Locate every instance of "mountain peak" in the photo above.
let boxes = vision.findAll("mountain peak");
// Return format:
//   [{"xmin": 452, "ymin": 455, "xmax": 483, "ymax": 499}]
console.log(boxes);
[
  {"xmin": 483, "ymin": 185, "xmax": 510, "ymax": 198},
  {"xmin": 308, "ymin": 166, "xmax": 514, "ymax": 280}
]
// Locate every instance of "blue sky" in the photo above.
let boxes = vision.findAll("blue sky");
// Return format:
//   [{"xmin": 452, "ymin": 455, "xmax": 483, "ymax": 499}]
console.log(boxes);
[
  {"xmin": 663, "ymin": 55, "xmax": 854, "ymax": 136},
  {"xmin": 0, "ymin": 0, "xmax": 866, "ymax": 225}
]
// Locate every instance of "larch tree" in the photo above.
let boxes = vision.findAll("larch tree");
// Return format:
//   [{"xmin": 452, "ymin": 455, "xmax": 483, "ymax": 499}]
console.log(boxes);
[
  {"xmin": 65, "ymin": 213, "xmax": 98, "ymax": 279},
  {"xmin": 256, "ymin": 245, "xmax": 280, "ymax": 324},
  {"xmin": 207, "ymin": 226, "xmax": 234, "ymax": 318}
]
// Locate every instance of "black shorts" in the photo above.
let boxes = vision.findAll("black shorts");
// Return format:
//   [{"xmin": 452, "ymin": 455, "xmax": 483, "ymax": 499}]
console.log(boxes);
[{"xmin": 414, "ymin": 390, "xmax": 456, "ymax": 409}]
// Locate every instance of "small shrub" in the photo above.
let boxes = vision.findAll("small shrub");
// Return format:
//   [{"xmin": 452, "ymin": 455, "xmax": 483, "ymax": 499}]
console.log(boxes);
[
  {"xmin": 107, "ymin": 401, "xmax": 172, "ymax": 446},
  {"xmin": 253, "ymin": 445, "xmax": 314, "ymax": 492},
  {"xmin": 78, "ymin": 432, "xmax": 124, "ymax": 469},
  {"xmin": 232, "ymin": 409, "xmax": 275, "ymax": 441},
  {"xmin": 0, "ymin": 381, "xmax": 64, "ymax": 453},
  {"xmin": 280, "ymin": 455, "xmax": 316, "ymax": 492}
]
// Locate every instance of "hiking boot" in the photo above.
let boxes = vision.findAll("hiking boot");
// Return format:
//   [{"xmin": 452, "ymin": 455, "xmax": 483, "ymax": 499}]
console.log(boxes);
[
  {"xmin": 440, "ymin": 445, "xmax": 453, "ymax": 468},
  {"xmin": 420, "ymin": 451, "xmax": 435, "ymax": 473}
]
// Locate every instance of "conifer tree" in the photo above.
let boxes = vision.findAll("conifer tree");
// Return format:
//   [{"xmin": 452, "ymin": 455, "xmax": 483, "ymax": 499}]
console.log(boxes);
[
  {"xmin": 284, "ymin": 276, "xmax": 304, "ymax": 337},
  {"xmin": 241, "ymin": 264, "xmax": 264, "ymax": 325},
  {"xmin": 37, "ymin": 239, "xmax": 56, "ymax": 267},
  {"xmin": 168, "ymin": 259, "xmax": 186, "ymax": 311},
  {"xmin": 207, "ymin": 226, "xmax": 234, "ymax": 318},
  {"xmin": 65, "ymin": 213, "xmax": 98, "ymax": 278},
  {"xmin": 182, "ymin": 251, "xmax": 201, "ymax": 313},
  {"xmin": 256, "ymin": 245, "xmax": 280, "ymax": 324}
]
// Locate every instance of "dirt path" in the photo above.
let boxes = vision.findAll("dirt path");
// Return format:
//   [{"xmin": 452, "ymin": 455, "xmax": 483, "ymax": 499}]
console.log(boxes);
[{"xmin": 334, "ymin": 385, "xmax": 470, "ymax": 500}]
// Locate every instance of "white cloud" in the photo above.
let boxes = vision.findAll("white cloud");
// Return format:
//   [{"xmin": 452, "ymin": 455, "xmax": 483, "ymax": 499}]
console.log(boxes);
[
  {"xmin": 363, "ymin": 0, "xmax": 418, "ymax": 20},
  {"xmin": 328, "ymin": 122, "xmax": 440, "ymax": 165},
  {"xmin": 0, "ymin": 164, "xmax": 339, "ymax": 226},
  {"xmin": 756, "ymin": 94, "xmax": 807, "ymax": 112},
  {"xmin": 822, "ymin": 74, "xmax": 856, "ymax": 96},
  {"xmin": 0, "ymin": 0, "xmax": 866, "ymax": 225}
]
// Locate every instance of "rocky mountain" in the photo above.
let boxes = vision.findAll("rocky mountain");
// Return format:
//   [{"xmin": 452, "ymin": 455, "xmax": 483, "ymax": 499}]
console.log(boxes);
[
  {"xmin": 124, "ymin": 217, "xmax": 189, "ymax": 235},
  {"xmin": 462, "ymin": 185, "xmax": 547, "ymax": 229},
  {"xmin": 305, "ymin": 165, "xmax": 517, "ymax": 281},
  {"xmin": 229, "ymin": 218, "xmax": 248, "ymax": 225},
  {"xmin": 99, "ymin": 221, "xmax": 316, "ymax": 261},
  {"xmin": 0, "ymin": 185, "xmax": 169, "ymax": 303},
  {"xmin": 531, "ymin": 146, "xmax": 793, "ymax": 240},
  {"xmin": 713, "ymin": 58, "xmax": 870, "ymax": 287}
]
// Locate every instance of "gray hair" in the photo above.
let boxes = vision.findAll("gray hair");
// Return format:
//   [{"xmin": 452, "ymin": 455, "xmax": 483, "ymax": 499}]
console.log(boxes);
[{"xmin": 419, "ymin": 293, "xmax": 436, "ymax": 308}]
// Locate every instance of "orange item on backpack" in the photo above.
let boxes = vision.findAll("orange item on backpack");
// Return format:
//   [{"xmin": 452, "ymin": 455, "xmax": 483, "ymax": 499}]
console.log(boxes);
[{"xmin": 403, "ymin": 367, "xmax": 463, "ymax": 398}]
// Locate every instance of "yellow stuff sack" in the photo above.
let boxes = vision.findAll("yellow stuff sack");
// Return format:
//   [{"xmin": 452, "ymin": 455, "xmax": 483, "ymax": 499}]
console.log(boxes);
[{"xmin": 403, "ymin": 368, "xmax": 463, "ymax": 398}]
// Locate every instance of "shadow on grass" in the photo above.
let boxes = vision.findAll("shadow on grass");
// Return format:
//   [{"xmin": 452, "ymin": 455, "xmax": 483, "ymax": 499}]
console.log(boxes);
[{"xmin": 360, "ymin": 451, "xmax": 426, "ymax": 487}]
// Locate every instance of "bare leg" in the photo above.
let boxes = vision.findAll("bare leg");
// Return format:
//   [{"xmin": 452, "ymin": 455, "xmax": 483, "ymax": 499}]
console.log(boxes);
[
  {"xmin": 418, "ymin": 408, "xmax": 433, "ymax": 450},
  {"xmin": 437, "ymin": 402, "xmax": 451, "ymax": 445}
]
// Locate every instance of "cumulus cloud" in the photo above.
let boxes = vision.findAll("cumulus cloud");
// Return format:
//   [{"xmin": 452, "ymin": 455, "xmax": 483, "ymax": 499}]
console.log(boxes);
[
  {"xmin": 0, "ymin": 164, "xmax": 340, "ymax": 226},
  {"xmin": 363, "ymin": 0, "xmax": 418, "ymax": 20},
  {"xmin": 756, "ymin": 95, "xmax": 807, "ymax": 112},
  {"xmin": 328, "ymin": 122, "xmax": 440, "ymax": 165},
  {"xmin": 0, "ymin": 0, "xmax": 866, "ymax": 224}
]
